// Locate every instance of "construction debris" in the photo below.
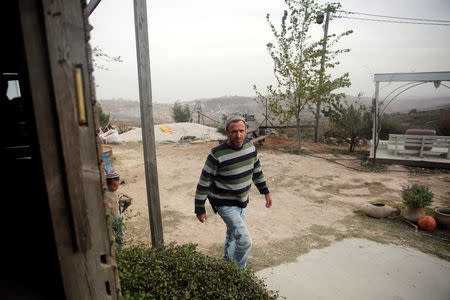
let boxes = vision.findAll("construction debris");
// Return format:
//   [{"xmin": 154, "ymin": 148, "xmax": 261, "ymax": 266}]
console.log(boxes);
[
  {"xmin": 119, "ymin": 122, "xmax": 225, "ymax": 143},
  {"xmin": 99, "ymin": 128, "xmax": 120, "ymax": 144}
]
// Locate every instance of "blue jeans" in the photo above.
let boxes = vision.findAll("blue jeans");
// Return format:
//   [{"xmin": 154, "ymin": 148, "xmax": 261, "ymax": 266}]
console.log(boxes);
[
  {"xmin": 112, "ymin": 216, "xmax": 124, "ymax": 249},
  {"xmin": 217, "ymin": 206, "xmax": 252, "ymax": 269}
]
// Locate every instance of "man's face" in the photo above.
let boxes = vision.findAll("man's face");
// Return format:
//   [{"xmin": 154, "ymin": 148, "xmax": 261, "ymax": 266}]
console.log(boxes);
[
  {"xmin": 226, "ymin": 121, "xmax": 246, "ymax": 148},
  {"xmin": 107, "ymin": 180, "xmax": 120, "ymax": 192}
]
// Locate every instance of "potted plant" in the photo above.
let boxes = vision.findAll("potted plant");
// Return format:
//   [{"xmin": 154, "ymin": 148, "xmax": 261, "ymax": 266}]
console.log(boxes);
[
  {"xmin": 434, "ymin": 207, "xmax": 450, "ymax": 228},
  {"xmin": 402, "ymin": 183, "xmax": 434, "ymax": 222}
]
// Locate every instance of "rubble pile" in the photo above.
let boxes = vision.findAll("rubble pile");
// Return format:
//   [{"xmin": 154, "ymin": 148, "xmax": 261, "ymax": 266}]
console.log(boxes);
[{"xmin": 118, "ymin": 122, "xmax": 225, "ymax": 143}]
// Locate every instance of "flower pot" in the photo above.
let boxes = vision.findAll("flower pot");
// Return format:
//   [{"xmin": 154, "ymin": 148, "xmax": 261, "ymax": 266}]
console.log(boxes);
[
  {"xmin": 434, "ymin": 207, "xmax": 450, "ymax": 228},
  {"xmin": 361, "ymin": 202, "xmax": 396, "ymax": 218},
  {"xmin": 402, "ymin": 207, "xmax": 425, "ymax": 223}
]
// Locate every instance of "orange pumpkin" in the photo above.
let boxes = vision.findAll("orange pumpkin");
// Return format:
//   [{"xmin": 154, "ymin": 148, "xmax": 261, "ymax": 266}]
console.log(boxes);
[{"xmin": 418, "ymin": 216, "xmax": 436, "ymax": 231}]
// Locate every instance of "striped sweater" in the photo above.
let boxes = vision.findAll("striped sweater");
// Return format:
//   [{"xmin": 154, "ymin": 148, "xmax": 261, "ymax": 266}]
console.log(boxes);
[{"xmin": 195, "ymin": 140, "xmax": 269, "ymax": 215}]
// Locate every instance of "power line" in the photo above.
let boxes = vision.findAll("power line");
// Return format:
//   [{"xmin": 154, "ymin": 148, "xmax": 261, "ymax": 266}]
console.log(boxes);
[
  {"xmin": 290, "ymin": 0, "xmax": 450, "ymax": 26},
  {"xmin": 340, "ymin": 10, "xmax": 450, "ymax": 23},
  {"xmin": 336, "ymin": 15, "xmax": 450, "ymax": 26}
]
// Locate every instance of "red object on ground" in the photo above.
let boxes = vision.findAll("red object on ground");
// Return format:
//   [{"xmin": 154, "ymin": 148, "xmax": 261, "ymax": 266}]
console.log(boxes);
[
  {"xmin": 405, "ymin": 129, "xmax": 436, "ymax": 151},
  {"xmin": 418, "ymin": 215, "xmax": 436, "ymax": 231}
]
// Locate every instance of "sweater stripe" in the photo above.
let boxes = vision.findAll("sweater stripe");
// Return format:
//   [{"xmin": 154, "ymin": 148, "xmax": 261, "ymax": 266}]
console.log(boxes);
[
  {"xmin": 220, "ymin": 156, "xmax": 257, "ymax": 172},
  {"xmin": 217, "ymin": 169, "xmax": 254, "ymax": 182},
  {"xmin": 253, "ymin": 177, "xmax": 266, "ymax": 184},
  {"xmin": 214, "ymin": 142, "xmax": 254, "ymax": 158},
  {"xmin": 216, "ymin": 144, "xmax": 255, "ymax": 163},
  {"xmin": 220, "ymin": 164, "xmax": 254, "ymax": 176},
  {"xmin": 215, "ymin": 178, "xmax": 253, "ymax": 190},
  {"xmin": 212, "ymin": 184, "xmax": 252, "ymax": 196},
  {"xmin": 203, "ymin": 163, "xmax": 217, "ymax": 175},
  {"xmin": 208, "ymin": 191, "xmax": 249, "ymax": 201}
]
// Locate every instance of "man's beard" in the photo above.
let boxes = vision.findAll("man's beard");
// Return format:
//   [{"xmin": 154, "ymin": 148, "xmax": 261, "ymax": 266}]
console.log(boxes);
[{"xmin": 228, "ymin": 137, "xmax": 244, "ymax": 148}]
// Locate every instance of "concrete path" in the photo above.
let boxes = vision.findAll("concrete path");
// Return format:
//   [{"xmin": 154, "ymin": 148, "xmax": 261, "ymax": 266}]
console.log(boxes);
[{"xmin": 257, "ymin": 238, "xmax": 450, "ymax": 300}]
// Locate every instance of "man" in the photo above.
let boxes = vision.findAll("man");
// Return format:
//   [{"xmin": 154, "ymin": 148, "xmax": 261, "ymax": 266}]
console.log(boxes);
[{"xmin": 194, "ymin": 115, "xmax": 272, "ymax": 268}]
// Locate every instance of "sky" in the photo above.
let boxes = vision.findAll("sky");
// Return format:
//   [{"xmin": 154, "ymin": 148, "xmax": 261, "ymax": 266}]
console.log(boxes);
[{"xmin": 89, "ymin": 0, "xmax": 450, "ymax": 103}]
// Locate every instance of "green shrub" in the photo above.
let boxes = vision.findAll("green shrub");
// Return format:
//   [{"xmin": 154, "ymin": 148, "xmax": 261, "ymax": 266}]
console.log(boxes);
[
  {"xmin": 172, "ymin": 101, "xmax": 192, "ymax": 123},
  {"xmin": 217, "ymin": 126, "xmax": 225, "ymax": 135},
  {"xmin": 117, "ymin": 243, "xmax": 279, "ymax": 299},
  {"xmin": 402, "ymin": 183, "xmax": 434, "ymax": 208},
  {"xmin": 378, "ymin": 118, "xmax": 402, "ymax": 140},
  {"xmin": 361, "ymin": 113, "xmax": 402, "ymax": 140},
  {"xmin": 96, "ymin": 103, "xmax": 110, "ymax": 127},
  {"xmin": 323, "ymin": 100, "xmax": 368, "ymax": 152}
]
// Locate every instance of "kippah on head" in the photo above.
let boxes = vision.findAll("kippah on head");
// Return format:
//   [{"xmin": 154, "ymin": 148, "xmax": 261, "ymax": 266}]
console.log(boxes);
[
  {"xmin": 106, "ymin": 172, "xmax": 120, "ymax": 179},
  {"xmin": 225, "ymin": 115, "xmax": 246, "ymax": 131}
]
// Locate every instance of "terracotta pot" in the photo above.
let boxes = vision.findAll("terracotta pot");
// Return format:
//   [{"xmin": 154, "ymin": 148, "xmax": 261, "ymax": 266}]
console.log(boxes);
[
  {"xmin": 361, "ymin": 203, "xmax": 396, "ymax": 218},
  {"xmin": 434, "ymin": 207, "xmax": 450, "ymax": 228},
  {"xmin": 402, "ymin": 207, "xmax": 425, "ymax": 223}
]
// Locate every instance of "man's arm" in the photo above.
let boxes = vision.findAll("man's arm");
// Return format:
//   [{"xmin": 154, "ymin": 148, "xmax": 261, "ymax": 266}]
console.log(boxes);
[
  {"xmin": 196, "ymin": 213, "xmax": 207, "ymax": 223},
  {"xmin": 252, "ymin": 148, "xmax": 272, "ymax": 208},
  {"xmin": 252, "ymin": 157, "xmax": 270, "ymax": 195},
  {"xmin": 265, "ymin": 193, "xmax": 272, "ymax": 208},
  {"xmin": 194, "ymin": 153, "xmax": 218, "ymax": 222}
]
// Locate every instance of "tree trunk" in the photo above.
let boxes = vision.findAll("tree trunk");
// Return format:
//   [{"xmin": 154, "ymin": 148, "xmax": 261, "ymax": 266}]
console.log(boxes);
[
  {"xmin": 296, "ymin": 115, "xmax": 302, "ymax": 153},
  {"xmin": 349, "ymin": 137, "xmax": 356, "ymax": 152}
]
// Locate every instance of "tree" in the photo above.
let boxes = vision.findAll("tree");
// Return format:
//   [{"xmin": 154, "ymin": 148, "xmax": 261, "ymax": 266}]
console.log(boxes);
[
  {"xmin": 254, "ymin": 0, "xmax": 352, "ymax": 152},
  {"xmin": 172, "ymin": 101, "xmax": 192, "ymax": 123},
  {"xmin": 361, "ymin": 111, "xmax": 402, "ymax": 141},
  {"xmin": 92, "ymin": 46, "xmax": 123, "ymax": 71},
  {"xmin": 96, "ymin": 103, "xmax": 110, "ymax": 127},
  {"xmin": 323, "ymin": 93, "xmax": 368, "ymax": 152}
]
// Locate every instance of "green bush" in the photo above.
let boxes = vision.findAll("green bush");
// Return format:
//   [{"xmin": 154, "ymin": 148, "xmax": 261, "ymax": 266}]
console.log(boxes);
[
  {"xmin": 96, "ymin": 103, "xmax": 110, "ymax": 127},
  {"xmin": 361, "ymin": 113, "xmax": 402, "ymax": 140},
  {"xmin": 117, "ymin": 243, "xmax": 279, "ymax": 299},
  {"xmin": 172, "ymin": 101, "xmax": 192, "ymax": 123},
  {"xmin": 402, "ymin": 183, "xmax": 434, "ymax": 208},
  {"xmin": 323, "ymin": 100, "xmax": 368, "ymax": 152},
  {"xmin": 378, "ymin": 118, "xmax": 402, "ymax": 140},
  {"xmin": 217, "ymin": 126, "xmax": 225, "ymax": 135}
]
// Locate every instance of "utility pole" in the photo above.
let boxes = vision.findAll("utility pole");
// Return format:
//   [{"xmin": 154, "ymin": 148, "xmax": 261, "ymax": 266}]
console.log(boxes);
[
  {"xmin": 195, "ymin": 101, "xmax": 201, "ymax": 123},
  {"xmin": 314, "ymin": 8, "xmax": 330, "ymax": 143},
  {"xmin": 194, "ymin": 101, "xmax": 205, "ymax": 124},
  {"xmin": 134, "ymin": 0, "xmax": 164, "ymax": 248},
  {"xmin": 265, "ymin": 98, "xmax": 268, "ymax": 127}
]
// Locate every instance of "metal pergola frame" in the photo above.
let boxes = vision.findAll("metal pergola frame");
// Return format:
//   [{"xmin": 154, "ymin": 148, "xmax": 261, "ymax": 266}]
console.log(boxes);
[{"xmin": 371, "ymin": 71, "xmax": 450, "ymax": 161}]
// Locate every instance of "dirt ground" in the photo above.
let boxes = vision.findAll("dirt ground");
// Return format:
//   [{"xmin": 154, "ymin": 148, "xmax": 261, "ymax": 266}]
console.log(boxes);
[{"xmin": 110, "ymin": 137, "xmax": 450, "ymax": 271}]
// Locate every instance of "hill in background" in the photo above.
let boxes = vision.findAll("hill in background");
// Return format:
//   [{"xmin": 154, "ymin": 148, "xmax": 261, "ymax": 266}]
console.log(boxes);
[
  {"xmin": 99, "ymin": 96, "xmax": 268, "ymax": 126},
  {"xmin": 99, "ymin": 95, "xmax": 449, "ymax": 130}
]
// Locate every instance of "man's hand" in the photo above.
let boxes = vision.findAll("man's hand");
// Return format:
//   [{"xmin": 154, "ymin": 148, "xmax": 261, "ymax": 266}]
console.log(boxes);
[
  {"xmin": 197, "ymin": 213, "xmax": 207, "ymax": 223},
  {"xmin": 265, "ymin": 193, "xmax": 272, "ymax": 208}
]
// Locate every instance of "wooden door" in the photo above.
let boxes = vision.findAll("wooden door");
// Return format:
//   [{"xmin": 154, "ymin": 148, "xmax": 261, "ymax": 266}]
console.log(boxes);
[{"xmin": 15, "ymin": 1, "xmax": 121, "ymax": 298}]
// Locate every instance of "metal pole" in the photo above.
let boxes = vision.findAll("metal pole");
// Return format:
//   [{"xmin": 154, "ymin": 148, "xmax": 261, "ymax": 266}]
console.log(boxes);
[
  {"xmin": 314, "ymin": 9, "xmax": 330, "ymax": 143},
  {"xmin": 265, "ymin": 98, "xmax": 268, "ymax": 127},
  {"xmin": 372, "ymin": 81, "xmax": 380, "ymax": 167},
  {"xmin": 133, "ymin": 0, "xmax": 164, "ymax": 248}
]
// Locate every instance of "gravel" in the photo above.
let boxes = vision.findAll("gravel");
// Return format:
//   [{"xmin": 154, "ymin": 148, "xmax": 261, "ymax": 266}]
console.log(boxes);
[{"xmin": 119, "ymin": 122, "xmax": 225, "ymax": 143}]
